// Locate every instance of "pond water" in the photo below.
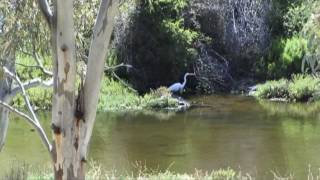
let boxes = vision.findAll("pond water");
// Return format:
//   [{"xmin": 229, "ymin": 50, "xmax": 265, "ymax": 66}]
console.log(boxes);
[{"xmin": 1, "ymin": 95, "xmax": 320, "ymax": 179}]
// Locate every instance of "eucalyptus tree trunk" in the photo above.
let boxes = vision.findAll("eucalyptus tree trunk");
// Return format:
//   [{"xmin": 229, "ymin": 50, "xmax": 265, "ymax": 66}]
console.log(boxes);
[
  {"xmin": 50, "ymin": 0, "xmax": 80, "ymax": 178},
  {"xmin": 0, "ymin": 54, "xmax": 15, "ymax": 151},
  {"xmin": 0, "ymin": 0, "xmax": 119, "ymax": 178},
  {"xmin": 39, "ymin": 0, "xmax": 119, "ymax": 179}
]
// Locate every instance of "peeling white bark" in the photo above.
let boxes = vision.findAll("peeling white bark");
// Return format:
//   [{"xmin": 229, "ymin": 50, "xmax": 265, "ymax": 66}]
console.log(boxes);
[
  {"xmin": 51, "ymin": 0, "xmax": 79, "ymax": 178},
  {"xmin": 0, "ymin": 57, "xmax": 15, "ymax": 152},
  {"xmin": 0, "ymin": 98, "xmax": 10, "ymax": 151},
  {"xmin": 81, "ymin": 0, "xmax": 120, "ymax": 159},
  {"xmin": 32, "ymin": 0, "xmax": 120, "ymax": 178}
]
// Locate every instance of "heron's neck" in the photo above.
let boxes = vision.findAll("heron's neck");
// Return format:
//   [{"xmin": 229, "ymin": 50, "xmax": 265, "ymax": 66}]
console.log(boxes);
[{"xmin": 182, "ymin": 74, "xmax": 188, "ymax": 87}]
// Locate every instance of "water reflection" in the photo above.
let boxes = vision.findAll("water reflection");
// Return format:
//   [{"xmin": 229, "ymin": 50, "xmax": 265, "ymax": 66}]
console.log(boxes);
[
  {"xmin": 1, "ymin": 95, "xmax": 320, "ymax": 179},
  {"xmin": 259, "ymin": 100, "xmax": 320, "ymax": 119}
]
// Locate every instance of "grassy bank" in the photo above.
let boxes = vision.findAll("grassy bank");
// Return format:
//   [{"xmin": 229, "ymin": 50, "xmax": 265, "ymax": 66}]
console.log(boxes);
[
  {"xmin": 3, "ymin": 162, "xmax": 320, "ymax": 180},
  {"xmin": 12, "ymin": 53, "xmax": 183, "ymax": 111},
  {"xmin": 2, "ymin": 162, "xmax": 244, "ymax": 180},
  {"xmin": 13, "ymin": 76, "xmax": 182, "ymax": 111},
  {"xmin": 98, "ymin": 78, "xmax": 182, "ymax": 111},
  {"xmin": 254, "ymin": 74, "xmax": 320, "ymax": 102}
]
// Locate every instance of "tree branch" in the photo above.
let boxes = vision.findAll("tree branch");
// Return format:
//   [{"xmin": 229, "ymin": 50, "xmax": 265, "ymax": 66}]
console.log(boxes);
[
  {"xmin": 105, "ymin": 63, "xmax": 136, "ymax": 91},
  {"xmin": 16, "ymin": 62, "xmax": 53, "ymax": 77},
  {"xmin": 19, "ymin": 49, "xmax": 53, "ymax": 76},
  {"xmin": 0, "ymin": 101, "xmax": 37, "ymax": 129},
  {"xmin": 2, "ymin": 67, "xmax": 52, "ymax": 152},
  {"xmin": 37, "ymin": 0, "xmax": 53, "ymax": 25},
  {"xmin": 10, "ymin": 78, "xmax": 53, "ymax": 97},
  {"xmin": 105, "ymin": 63, "xmax": 132, "ymax": 71},
  {"xmin": 33, "ymin": 54, "xmax": 53, "ymax": 76},
  {"xmin": 0, "ymin": 100, "xmax": 52, "ymax": 152},
  {"xmin": 111, "ymin": 72, "xmax": 137, "ymax": 92}
]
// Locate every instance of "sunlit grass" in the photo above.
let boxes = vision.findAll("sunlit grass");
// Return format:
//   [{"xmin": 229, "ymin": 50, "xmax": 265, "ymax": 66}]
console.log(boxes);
[
  {"xmin": 13, "ymin": 54, "xmax": 181, "ymax": 111},
  {"xmin": 98, "ymin": 77, "xmax": 180, "ymax": 111},
  {"xmin": 254, "ymin": 74, "xmax": 320, "ymax": 102},
  {"xmin": 2, "ymin": 161, "xmax": 248, "ymax": 180},
  {"xmin": 3, "ymin": 161, "xmax": 320, "ymax": 180}
]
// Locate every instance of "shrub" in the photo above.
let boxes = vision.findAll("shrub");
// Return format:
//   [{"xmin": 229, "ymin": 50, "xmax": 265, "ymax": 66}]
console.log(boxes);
[
  {"xmin": 255, "ymin": 79, "xmax": 289, "ymax": 99},
  {"xmin": 256, "ymin": 0, "xmax": 314, "ymax": 80},
  {"xmin": 111, "ymin": 0, "xmax": 206, "ymax": 92},
  {"xmin": 288, "ymin": 74, "xmax": 320, "ymax": 101},
  {"xmin": 283, "ymin": 1, "xmax": 314, "ymax": 36},
  {"xmin": 254, "ymin": 74, "xmax": 320, "ymax": 102},
  {"xmin": 141, "ymin": 87, "xmax": 179, "ymax": 109},
  {"xmin": 256, "ymin": 36, "xmax": 307, "ymax": 79},
  {"xmin": 281, "ymin": 36, "xmax": 307, "ymax": 71},
  {"xmin": 302, "ymin": 4, "xmax": 320, "ymax": 75}
]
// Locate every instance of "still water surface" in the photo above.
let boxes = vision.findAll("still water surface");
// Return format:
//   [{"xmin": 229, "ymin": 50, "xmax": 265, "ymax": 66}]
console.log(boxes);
[{"xmin": 1, "ymin": 95, "xmax": 320, "ymax": 179}]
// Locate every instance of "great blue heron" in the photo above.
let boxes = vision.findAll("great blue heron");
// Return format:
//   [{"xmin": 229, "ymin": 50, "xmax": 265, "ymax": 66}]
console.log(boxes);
[{"xmin": 168, "ymin": 73, "xmax": 196, "ymax": 94}]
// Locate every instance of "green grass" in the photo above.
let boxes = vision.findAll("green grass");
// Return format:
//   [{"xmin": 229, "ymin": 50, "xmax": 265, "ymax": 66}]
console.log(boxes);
[
  {"xmin": 254, "ymin": 79, "xmax": 289, "ymax": 99},
  {"xmin": 288, "ymin": 74, "xmax": 320, "ymax": 101},
  {"xmin": 4, "ymin": 161, "xmax": 320, "ymax": 180},
  {"xmin": 12, "ymin": 74, "xmax": 181, "ymax": 111},
  {"xmin": 98, "ymin": 77, "xmax": 180, "ymax": 111},
  {"xmin": 0, "ymin": 161, "xmax": 253, "ymax": 180},
  {"xmin": 254, "ymin": 74, "xmax": 320, "ymax": 102},
  {"xmin": 13, "ymin": 53, "xmax": 181, "ymax": 111},
  {"xmin": 98, "ymin": 77, "xmax": 141, "ymax": 111}
]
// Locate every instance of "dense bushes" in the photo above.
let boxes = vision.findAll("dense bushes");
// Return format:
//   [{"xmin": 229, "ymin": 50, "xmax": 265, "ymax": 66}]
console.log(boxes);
[
  {"xmin": 110, "ymin": 0, "xmax": 320, "ymax": 95},
  {"xmin": 283, "ymin": 1, "xmax": 314, "ymax": 36},
  {"xmin": 254, "ymin": 1, "xmax": 320, "ymax": 102},
  {"xmin": 254, "ymin": 74, "xmax": 320, "ymax": 102},
  {"xmin": 111, "ymin": 0, "xmax": 205, "ymax": 92},
  {"xmin": 302, "ymin": 4, "xmax": 320, "ymax": 75},
  {"xmin": 255, "ymin": 0, "xmax": 318, "ymax": 80},
  {"xmin": 256, "ymin": 36, "xmax": 307, "ymax": 79}
]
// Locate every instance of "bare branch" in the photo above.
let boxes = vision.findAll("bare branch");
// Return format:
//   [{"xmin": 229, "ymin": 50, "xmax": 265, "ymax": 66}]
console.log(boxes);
[
  {"xmin": 105, "ymin": 63, "xmax": 132, "ymax": 71},
  {"xmin": 0, "ymin": 100, "xmax": 51, "ymax": 152},
  {"xmin": 33, "ymin": 54, "xmax": 53, "ymax": 76},
  {"xmin": 16, "ymin": 63, "xmax": 40, "ymax": 68},
  {"xmin": 19, "ymin": 48, "xmax": 53, "ymax": 77},
  {"xmin": 2, "ymin": 67, "xmax": 52, "ymax": 152},
  {"xmin": 4, "ymin": 68, "xmax": 37, "ymax": 120},
  {"xmin": 111, "ymin": 72, "xmax": 137, "ymax": 92},
  {"xmin": 10, "ymin": 78, "xmax": 53, "ymax": 97},
  {"xmin": 15, "ymin": 63, "xmax": 52, "ymax": 76},
  {"xmin": 0, "ymin": 101, "xmax": 36, "ymax": 128},
  {"xmin": 37, "ymin": 0, "xmax": 53, "ymax": 25}
]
